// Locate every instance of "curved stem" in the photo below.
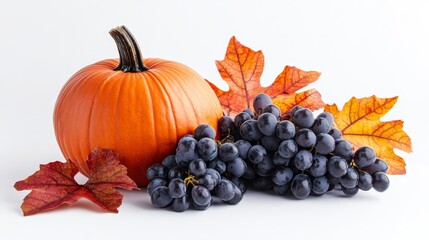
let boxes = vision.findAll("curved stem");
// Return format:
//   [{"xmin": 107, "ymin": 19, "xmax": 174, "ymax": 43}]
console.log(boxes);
[{"xmin": 109, "ymin": 26, "xmax": 149, "ymax": 72}]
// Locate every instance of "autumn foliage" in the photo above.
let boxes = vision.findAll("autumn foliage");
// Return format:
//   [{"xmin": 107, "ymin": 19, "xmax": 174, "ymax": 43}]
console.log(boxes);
[
  {"xmin": 208, "ymin": 36, "xmax": 412, "ymax": 175},
  {"xmin": 207, "ymin": 36, "xmax": 324, "ymax": 117},
  {"xmin": 325, "ymin": 96, "xmax": 412, "ymax": 174},
  {"xmin": 14, "ymin": 148, "xmax": 138, "ymax": 216}
]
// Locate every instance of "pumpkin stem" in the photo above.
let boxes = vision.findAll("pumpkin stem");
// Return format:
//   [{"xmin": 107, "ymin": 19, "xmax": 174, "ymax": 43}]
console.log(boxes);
[{"xmin": 109, "ymin": 26, "xmax": 150, "ymax": 72}]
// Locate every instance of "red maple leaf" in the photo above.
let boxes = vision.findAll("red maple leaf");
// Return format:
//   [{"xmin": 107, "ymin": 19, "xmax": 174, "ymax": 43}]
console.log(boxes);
[{"xmin": 14, "ymin": 148, "xmax": 138, "ymax": 216}]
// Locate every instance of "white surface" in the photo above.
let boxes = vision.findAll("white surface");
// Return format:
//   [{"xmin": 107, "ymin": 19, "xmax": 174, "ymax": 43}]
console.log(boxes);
[{"xmin": 1, "ymin": 0, "xmax": 428, "ymax": 239}]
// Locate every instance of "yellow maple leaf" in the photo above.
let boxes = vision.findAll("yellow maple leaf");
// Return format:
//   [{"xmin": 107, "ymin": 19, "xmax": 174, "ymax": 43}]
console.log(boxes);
[{"xmin": 325, "ymin": 96, "xmax": 412, "ymax": 174}]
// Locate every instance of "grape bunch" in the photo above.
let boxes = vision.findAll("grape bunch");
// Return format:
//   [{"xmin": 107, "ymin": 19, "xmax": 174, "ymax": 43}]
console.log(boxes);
[
  {"xmin": 146, "ymin": 124, "xmax": 243, "ymax": 212},
  {"xmin": 218, "ymin": 93, "xmax": 390, "ymax": 199}
]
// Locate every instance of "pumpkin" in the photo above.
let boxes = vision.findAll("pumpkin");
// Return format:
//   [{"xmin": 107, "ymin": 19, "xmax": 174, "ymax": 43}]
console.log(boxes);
[{"xmin": 53, "ymin": 26, "xmax": 223, "ymax": 186}]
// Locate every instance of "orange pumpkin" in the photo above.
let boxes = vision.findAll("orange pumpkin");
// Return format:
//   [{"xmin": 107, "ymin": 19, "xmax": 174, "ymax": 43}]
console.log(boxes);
[{"xmin": 53, "ymin": 26, "xmax": 223, "ymax": 186}]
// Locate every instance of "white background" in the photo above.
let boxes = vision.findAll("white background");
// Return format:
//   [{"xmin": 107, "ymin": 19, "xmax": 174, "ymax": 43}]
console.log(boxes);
[{"xmin": 1, "ymin": 0, "xmax": 428, "ymax": 239}]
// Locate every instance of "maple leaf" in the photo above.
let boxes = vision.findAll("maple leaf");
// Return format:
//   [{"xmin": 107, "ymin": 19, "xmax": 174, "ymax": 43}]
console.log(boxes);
[
  {"xmin": 325, "ymin": 96, "xmax": 412, "ymax": 174},
  {"xmin": 207, "ymin": 36, "xmax": 324, "ymax": 116},
  {"xmin": 14, "ymin": 148, "xmax": 138, "ymax": 216}
]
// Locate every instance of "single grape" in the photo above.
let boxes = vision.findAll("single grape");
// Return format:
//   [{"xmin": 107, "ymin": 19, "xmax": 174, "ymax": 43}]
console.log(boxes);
[
  {"xmin": 291, "ymin": 174, "xmax": 312, "ymax": 199},
  {"xmin": 273, "ymin": 182, "xmax": 291, "ymax": 195},
  {"xmin": 353, "ymin": 146, "xmax": 376, "ymax": 168},
  {"xmin": 312, "ymin": 176, "xmax": 330, "ymax": 195},
  {"xmin": 261, "ymin": 135, "xmax": 281, "ymax": 151},
  {"xmin": 272, "ymin": 151, "xmax": 291, "ymax": 166},
  {"xmin": 194, "ymin": 124, "xmax": 216, "ymax": 140},
  {"xmin": 224, "ymin": 184, "xmax": 244, "ymax": 205},
  {"xmin": 240, "ymin": 119, "xmax": 263, "ymax": 141},
  {"xmin": 278, "ymin": 139, "xmax": 298, "ymax": 158},
  {"xmin": 198, "ymin": 173, "xmax": 217, "ymax": 191},
  {"xmin": 215, "ymin": 179, "xmax": 236, "ymax": 201},
  {"xmin": 234, "ymin": 112, "xmax": 252, "ymax": 128},
  {"xmin": 175, "ymin": 137, "xmax": 198, "ymax": 167},
  {"xmin": 276, "ymin": 120, "xmax": 296, "ymax": 140},
  {"xmin": 293, "ymin": 108, "xmax": 315, "ymax": 128},
  {"xmin": 168, "ymin": 178, "xmax": 187, "ymax": 198},
  {"xmin": 167, "ymin": 166, "xmax": 187, "ymax": 181},
  {"xmin": 333, "ymin": 139, "xmax": 353, "ymax": 162},
  {"xmin": 364, "ymin": 158, "xmax": 388, "ymax": 175},
  {"xmin": 253, "ymin": 93, "xmax": 273, "ymax": 114},
  {"xmin": 339, "ymin": 168, "xmax": 359, "ymax": 188},
  {"xmin": 372, "ymin": 172, "xmax": 389, "ymax": 192},
  {"xmin": 218, "ymin": 116, "xmax": 235, "ymax": 135},
  {"xmin": 255, "ymin": 156, "xmax": 276, "ymax": 177},
  {"xmin": 328, "ymin": 156, "xmax": 348, "ymax": 177},
  {"xmin": 358, "ymin": 171, "xmax": 373, "ymax": 191},
  {"xmin": 253, "ymin": 176, "xmax": 274, "ymax": 190},
  {"xmin": 235, "ymin": 139, "xmax": 252, "ymax": 159},
  {"xmin": 191, "ymin": 185, "xmax": 212, "ymax": 206},
  {"xmin": 189, "ymin": 159, "xmax": 206, "ymax": 178},
  {"xmin": 197, "ymin": 137, "xmax": 218, "ymax": 161},
  {"xmin": 328, "ymin": 128, "xmax": 342, "ymax": 140},
  {"xmin": 271, "ymin": 166, "xmax": 294, "ymax": 185},
  {"xmin": 312, "ymin": 117, "xmax": 331, "ymax": 134},
  {"xmin": 290, "ymin": 106, "xmax": 303, "ymax": 117},
  {"xmin": 257, "ymin": 113, "xmax": 278, "ymax": 136},
  {"xmin": 207, "ymin": 159, "xmax": 226, "ymax": 175},
  {"xmin": 315, "ymin": 133, "xmax": 335, "ymax": 154},
  {"xmin": 172, "ymin": 195, "xmax": 190, "ymax": 212},
  {"xmin": 147, "ymin": 178, "xmax": 168, "ymax": 196},
  {"xmin": 146, "ymin": 164, "xmax": 169, "ymax": 181},
  {"xmin": 227, "ymin": 157, "xmax": 247, "ymax": 177},
  {"xmin": 162, "ymin": 155, "xmax": 177, "ymax": 169},
  {"xmin": 248, "ymin": 145, "xmax": 267, "ymax": 164},
  {"xmin": 151, "ymin": 186, "xmax": 173, "ymax": 208},
  {"xmin": 342, "ymin": 186, "xmax": 359, "ymax": 196},
  {"xmin": 263, "ymin": 104, "xmax": 281, "ymax": 119},
  {"xmin": 218, "ymin": 142, "xmax": 239, "ymax": 162},
  {"xmin": 317, "ymin": 112, "xmax": 334, "ymax": 127},
  {"xmin": 309, "ymin": 154, "xmax": 328, "ymax": 177},
  {"xmin": 294, "ymin": 128, "xmax": 316, "ymax": 148},
  {"xmin": 293, "ymin": 149, "xmax": 313, "ymax": 171}
]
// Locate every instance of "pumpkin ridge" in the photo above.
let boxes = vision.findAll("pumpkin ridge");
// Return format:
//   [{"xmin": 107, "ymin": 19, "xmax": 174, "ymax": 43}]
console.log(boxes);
[{"xmin": 144, "ymin": 70, "xmax": 179, "ymax": 143}]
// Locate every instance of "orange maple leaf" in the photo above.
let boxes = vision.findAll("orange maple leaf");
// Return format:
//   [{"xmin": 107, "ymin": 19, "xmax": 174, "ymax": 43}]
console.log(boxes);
[
  {"xmin": 207, "ymin": 36, "xmax": 324, "ymax": 116},
  {"xmin": 325, "ymin": 96, "xmax": 412, "ymax": 174}
]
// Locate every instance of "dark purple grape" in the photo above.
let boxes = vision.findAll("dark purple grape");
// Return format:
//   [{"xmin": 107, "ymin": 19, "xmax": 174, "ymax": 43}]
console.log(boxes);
[
  {"xmin": 312, "ymin": 176, "xmax": 329, "ymax": 195},
  {"xmin": 276, "ymin": 120, "xmax": 296, "ymax": 140},
  {"xmin": 372, "ymin": 172, "xmax": 389, "ymax": 192},
  {"xmin": 293, "ymin": 149, "xmax": 313, "ymax": 171},
  {"xmin": 248, "ymin": 145, "xmax": 267, "ymax": 164},
  {"xmin": 328, "ymin": 156, "xmax": 348, "ymax": 178},
  {"xmin": 272, "ymin": 151, "xmax": 291, "ymax": 166},
  {"xmin": 218, "ymin": 116, "xmax": 235, "ymax": 135},
  {"xmin": 189, "ymin": 159, "xmax": 206, "ymax": 177},
  {"xmin": 146, "ymin": 164, "xmax": 169, "ymax": 181},
  {"xmin": 194, "ymin": 124, "xmax": 216, "ymax": 140},
  {"xmin": 257, "ymin": 113, "xmax": 278, "ymax": 136},
  {"xmin": 172, "ymin": 195, "xmax": 190, "ymax": 212},
  {"xmin": 168, "ymin": 178, "xmax": 187, "ymax": 198},
  {"xmin": 192, "ymin": 185, "xmax": 211, "ymax": 206},
  {"xmin": 255, "ymin": 156, "xmax": 276, "ymax": 177},
  {"xmin": 333, "ymin": 139, "xmax": 353, "ymax": 161},
  {"xmin": 309, "ymin": 154, "xmax": 328, "ymax": 177},
  {"xmin": 358, "ymin": 171, "xmax": 373, "ymax": 191},
  {"xmin": 147, "ymin": 178, "xmax": 168, "ymax": 196},
  {"xmin": 342, "ymin": 186, "xmax": 359, "ymax": 196},
  {"xmin": 235, "ymin": 140, "xmax": 252, "ymax": 159},
  {"xmin": 273, "ymin": 182, "xmax": 291, "ymax": 195},
  {"xmin": 328, "ymin": 128, "xmax": 342, "ymax": 140},
  {"xmin": 312, "ymin": 117, "xmax": 331, "ymax": 134},
  {"xmin": 353, "ymin": 146, "xmax": 376, "ymax": 168},
  {"xmin": 227, "ymin": 157, "xmax": 247, "ymax": 177},
  {"xmin": 151, "ymin": 186, "xmax": 173, "ymax": 208},
  {"xmin": 240, "ymin": 119, "xmax": 263, "ymax": 141},
  {"xmin": 197, "ymin": 137, "xmax": 218, "ymax": 161},
  {"xmin": 218, "ymin": 142, "xmax": 239, "ymax": 162},
  {"xmin": 224, "ymin": 184, "xmax": 244, "ymax": 205},
  {"xmin": 207, "ymin": 159, "xmax": 226, "ymax": 175},
  {"xmin": 293, "ymin": 108, "xmax": 315, "ymax": 128},
  {"xmin": 294, "ymin": 128, "xmax": 316, "ymax": 148},
  {"xmin": 278, "ymin": 139, "xmax": 298, "ymax": 158},
  {"xmin": 253, "ymin": 94, "xmax": 273, "ymax": 114},
  {"xmin": 291, "ymin": 174, "xmax": 312, "ymax": 199},
  {"xmin": 271, "ymin": 166, "xmax": 294, "ymax": 185},
  {"xmin": 162, "ymin": 155, "xmax": 177, "ymax": 169},
  {"xmin": 315, "ymin": 133, "xmax": 335, "ymax": 154}
]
